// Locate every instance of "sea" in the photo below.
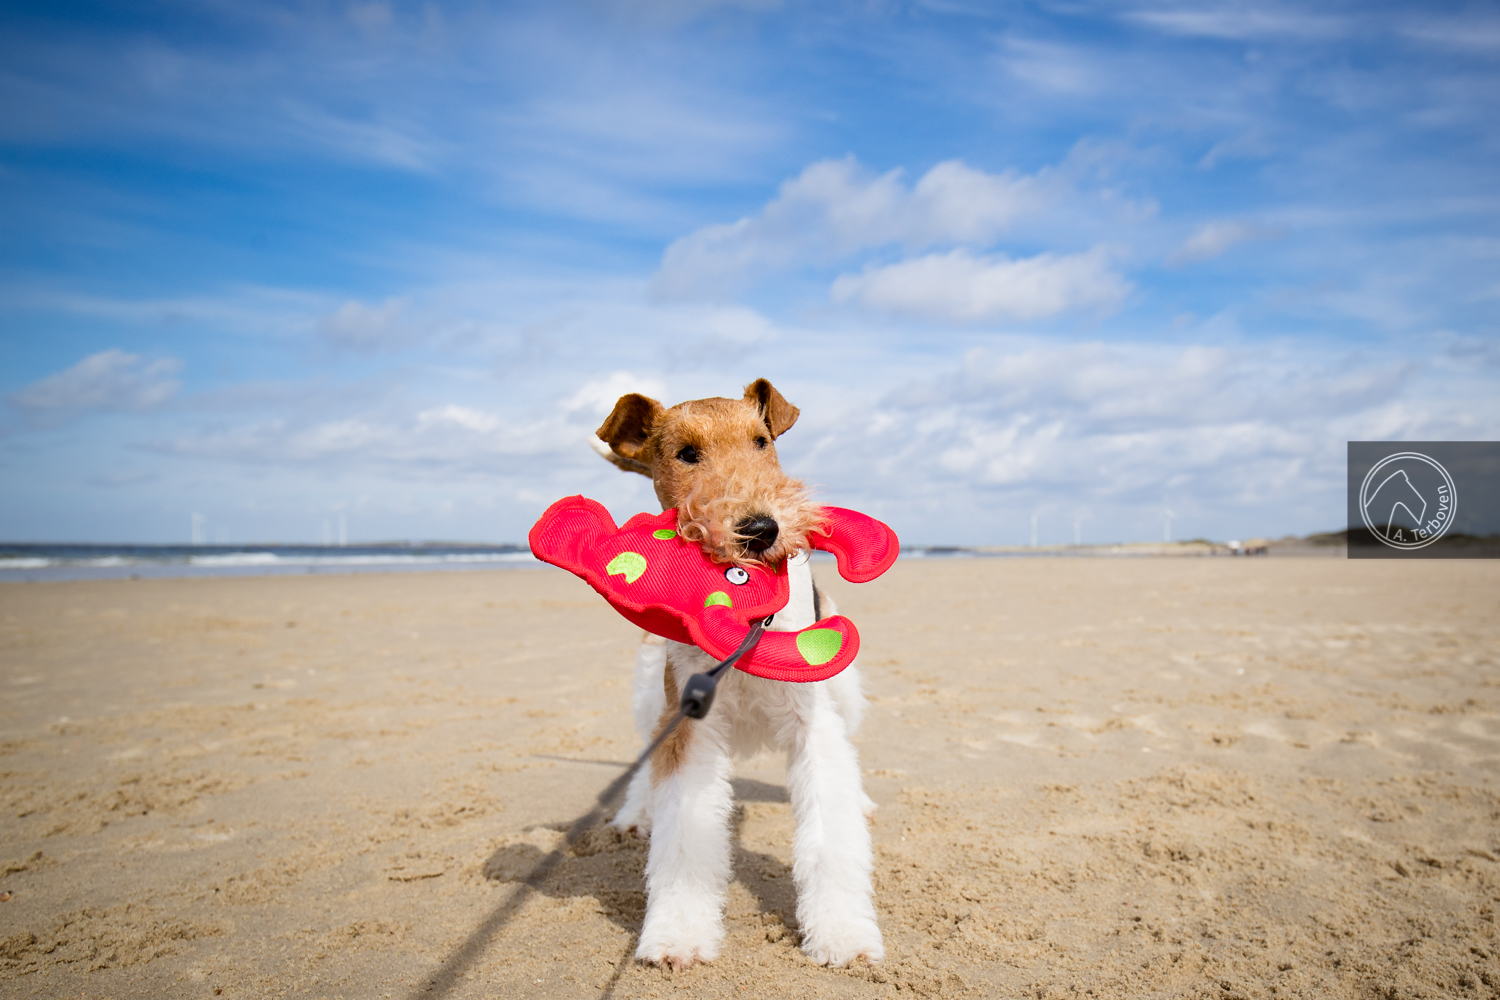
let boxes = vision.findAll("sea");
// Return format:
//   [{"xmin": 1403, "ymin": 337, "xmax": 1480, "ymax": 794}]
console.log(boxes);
[
  {"xmin": 0, "ymin": 543, "xmax": 539, "ymax": 583},
  {"xmin": 0, "ymin": 540, "xmax": 1122, "ymax": 583}
]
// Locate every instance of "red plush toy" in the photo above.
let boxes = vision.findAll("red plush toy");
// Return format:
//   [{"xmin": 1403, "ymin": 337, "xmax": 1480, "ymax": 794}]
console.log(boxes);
[{"xmin": 528, "ymin": 496, "xmax": 898, "ymax": 682}]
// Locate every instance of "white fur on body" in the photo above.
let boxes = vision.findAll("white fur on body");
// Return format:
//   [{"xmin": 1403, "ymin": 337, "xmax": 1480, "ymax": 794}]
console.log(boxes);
[{"xmin": 613, "ymin": 552, "xmax": 883, "ymax": 968}]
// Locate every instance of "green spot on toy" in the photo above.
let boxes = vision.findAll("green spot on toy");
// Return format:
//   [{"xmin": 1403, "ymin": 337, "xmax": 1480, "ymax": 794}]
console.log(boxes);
[
  {"xmin": 605, "ymin": 551, "xmax": 647, "ymax": 584},
  {"xmin": 704, "ymin": 591, "xmax": 732, "ymax": 609},
  {"xmin": 652, "ymin": 529, "xmax": 677, "ymax": 540},
  {"xmin": 796, "ymin": 628, "xmax": 842, "ymax": 666}
]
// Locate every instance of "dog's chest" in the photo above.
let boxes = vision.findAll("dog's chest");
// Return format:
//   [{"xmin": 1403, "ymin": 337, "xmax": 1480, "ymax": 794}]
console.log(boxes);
[
  {"xmin": 665, "ymin": 550, "xmax": 820, "ymax": 756},
  {"xmin": 766, "ymin": 551, "xmax": 816, "ymax": 633}
]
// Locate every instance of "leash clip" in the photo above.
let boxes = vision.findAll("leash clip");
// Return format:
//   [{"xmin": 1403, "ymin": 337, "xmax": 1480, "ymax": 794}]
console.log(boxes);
[{"xmin": 679, "ymin": 615, "xmax": 773, "ymax": 720}]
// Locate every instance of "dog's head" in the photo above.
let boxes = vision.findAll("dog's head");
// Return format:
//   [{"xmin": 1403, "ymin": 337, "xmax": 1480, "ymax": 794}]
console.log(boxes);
[{"xmin": 594, "ymin": 379, "xmax": 819, "ymax": 568}]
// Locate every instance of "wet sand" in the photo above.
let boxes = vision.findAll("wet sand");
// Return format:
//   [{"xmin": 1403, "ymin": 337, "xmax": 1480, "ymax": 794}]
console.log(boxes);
[{"xmin": 2, "ymin": 556, "xmax": 1498, "ymax": 998}]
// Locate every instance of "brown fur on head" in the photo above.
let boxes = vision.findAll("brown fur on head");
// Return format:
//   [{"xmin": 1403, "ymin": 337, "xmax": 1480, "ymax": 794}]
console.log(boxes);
[{"xmin": 595, "ymin": 379, "xmax": 821, "ymax": 568}]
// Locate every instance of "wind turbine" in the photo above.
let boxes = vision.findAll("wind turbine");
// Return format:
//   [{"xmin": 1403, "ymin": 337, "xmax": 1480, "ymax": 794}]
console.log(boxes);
[
  {"xmin": 191, "ymin": 512, "xmax": 206, "ymax": 546},
  {"xmin": 1163, "ymin": 507, "xmax": 1177, "ymax": 543}
]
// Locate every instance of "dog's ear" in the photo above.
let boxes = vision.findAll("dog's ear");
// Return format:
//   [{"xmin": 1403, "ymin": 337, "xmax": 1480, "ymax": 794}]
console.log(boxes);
[
  {"xmin": 743, "ymin": 379, "xmax": 799, "ymax": 440},
  {"xmin": 596, "ymin": 393, "xmax": 664, "ymax": 470},
  {"xmin": 589, "ymin": 436, "xmax": 652, "ymax": 476}
]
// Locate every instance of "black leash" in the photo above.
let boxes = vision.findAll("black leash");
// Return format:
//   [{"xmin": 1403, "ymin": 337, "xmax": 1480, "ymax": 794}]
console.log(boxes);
[
  {"xmin": 677, "ymin": 614, "xmax": 771, "ymax": 720},
  {"xmin": 409, "ymin": 616, "xmax": 772, "ymax": 999}
]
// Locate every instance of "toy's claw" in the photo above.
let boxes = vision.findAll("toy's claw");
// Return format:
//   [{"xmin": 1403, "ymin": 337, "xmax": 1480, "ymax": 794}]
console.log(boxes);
[
  {"xmin": 697, "ymin": 606, "xmax": 860, "ymax": 683},
  {"xmin": 529, "ymin": 496, "xmax": 617, "ymax": 570},
  {"xmin": 810, "ymin": 507, "xmax": 899, "ymax": 583}
]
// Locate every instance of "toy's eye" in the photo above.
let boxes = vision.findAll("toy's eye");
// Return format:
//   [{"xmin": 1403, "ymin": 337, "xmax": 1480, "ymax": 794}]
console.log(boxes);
[
  {"xmin": 724, "ymin": 566, "xmax": 749, "ymax": 585},
  {"xmin": 754, "ymin": 436, "xmax": 768, "ymax": 450},
  {"xmin": 677, "ymin": 444, "xmax": 699, "ymax": 464}
]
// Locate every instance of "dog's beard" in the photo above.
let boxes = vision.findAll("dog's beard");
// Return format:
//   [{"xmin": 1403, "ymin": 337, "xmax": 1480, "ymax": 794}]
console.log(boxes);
[{"xmin": 675, "ymin": 476, "xmax": 823, "ymax": 569}]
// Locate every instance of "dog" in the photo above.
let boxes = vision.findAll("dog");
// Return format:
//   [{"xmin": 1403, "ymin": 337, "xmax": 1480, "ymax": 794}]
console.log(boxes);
[{"xmin": 591, "ymin": 378, "xmax": 884, "ymax": 970}]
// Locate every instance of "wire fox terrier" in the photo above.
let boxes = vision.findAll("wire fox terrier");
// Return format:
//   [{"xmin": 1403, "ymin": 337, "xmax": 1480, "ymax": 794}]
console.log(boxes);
[{"xmin": 591, "ymin": 378, "xmax": 883, "ymax": 970}]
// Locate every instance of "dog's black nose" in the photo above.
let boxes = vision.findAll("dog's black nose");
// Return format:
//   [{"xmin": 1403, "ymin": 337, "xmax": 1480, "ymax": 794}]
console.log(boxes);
[{"xmin": 736, "ymin": 515, "xmax": 780, "ymax": 553}]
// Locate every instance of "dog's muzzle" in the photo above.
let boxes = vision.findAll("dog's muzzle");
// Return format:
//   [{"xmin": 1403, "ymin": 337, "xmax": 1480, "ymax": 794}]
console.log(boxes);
[{"xmin": 736, "ymin": 515, "xmax": 780, "ymax": 554}]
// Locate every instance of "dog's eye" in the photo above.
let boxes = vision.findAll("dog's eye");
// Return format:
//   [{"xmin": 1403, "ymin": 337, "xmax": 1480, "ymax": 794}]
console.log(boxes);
[
  {"xmin": 724, "ymin": 566, "xmax": 750, "ymax": 586},
  {"xmin": 754, "ymin": 436, "xmax": 768, "ymax": 450},
  {"xmin": 676, "ymin": 445, "xmax": 699, "ymax": 464}
]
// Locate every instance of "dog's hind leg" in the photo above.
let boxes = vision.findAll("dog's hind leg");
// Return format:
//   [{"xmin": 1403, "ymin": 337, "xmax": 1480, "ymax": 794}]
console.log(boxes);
[
  {"xmin": 814, "ymin": 592, "xmax": 877, "ymax": 820},
  {"xmin": 613, "ymin": 636, "xmax": 667, "ymax": 834},
  {"xmin": 614, "ymin": 758, "xmax": 654, "ymax": 835},
  {"xmin": 815, "ymin": 591, "xmax": 869, "ymax": 731},
  {"xmin": 822, "ymin": 665, "xmax": 877, "ymax": 819},
  {"xmin": 786, "ymin": 683, "xmax": 884, "ymax": 966},
  {"xmin": 630, "ymin": 634, "xmax": 668, "ymax": 741}
]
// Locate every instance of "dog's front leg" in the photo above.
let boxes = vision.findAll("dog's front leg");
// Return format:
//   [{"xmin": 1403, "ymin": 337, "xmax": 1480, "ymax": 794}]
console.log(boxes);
[
  {"xmin": 636, "ymin": 710, "xmax": 734, "ymax": 969},
  {"xmin": 787, "ymin": 684, "xmax": 885, "ymax": 966}
]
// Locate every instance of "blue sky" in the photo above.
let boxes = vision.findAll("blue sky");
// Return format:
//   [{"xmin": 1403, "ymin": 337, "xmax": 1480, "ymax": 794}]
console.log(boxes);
[{"xmin": 2, "ymin": 0, "xmax": 1497, "ymax": 546}]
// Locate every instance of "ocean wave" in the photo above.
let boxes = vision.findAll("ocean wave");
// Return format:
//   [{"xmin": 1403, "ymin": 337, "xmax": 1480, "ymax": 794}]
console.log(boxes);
[
  {"xmin": 0, "ymin": 546, "xmax": 539, "ymax": 580},
  {"xmin": 186, "ymin": 551, "xmax": 537, "ymax": 568}
]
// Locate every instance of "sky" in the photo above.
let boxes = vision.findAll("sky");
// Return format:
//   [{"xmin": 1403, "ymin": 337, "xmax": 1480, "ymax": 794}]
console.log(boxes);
[{"xmin": 1, "ymin": 0, "xmax": 1497, "ymax": 547}]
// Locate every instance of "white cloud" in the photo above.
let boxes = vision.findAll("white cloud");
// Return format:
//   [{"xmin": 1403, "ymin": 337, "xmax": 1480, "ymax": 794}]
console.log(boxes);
[
  {"xmin": 149, "ymin": 375, "xmax": 674, "ymax": 478},
  {"xmin": 1123, "ymin": 7, "xmax": 1348, "ymax": 41},
  {"xmin": 416, "ymin": 404, "xmax": 502, "ymax": 434},
  {"xmin": 830, "ymin": 247, "xmax": 1131, "ymax": 322},
  {"xmin": 1168, "ymin": 221, "xmax": 1282, "ymax": 264},
  {"xmin": 563, "ymin": 371, "xmax": 670, "ymax": 415},
  {"xmin": 282, "ymin": 103, "xmax": 441, "ymax": 174},
  {"xmin": 0, "ymin": 5, "xmax": 784, "ymax": 221},
  {"xmin": 157, "ymin": 405, "xmax": 567, "ymax": 472},
  {"xmin": 605, "ymin": 0, "xmax": 783, "ymax": 26},
  {"xmin": 997, "ymin": 37, "xmax": 1102, "ymax": 95},
  {"xmin": 1402, "ymin": 16, "xmax": 1500, "ymax": 51},
  {"xmin": 318, "ymin": 297, "xmax": 410, "ymax": 351},
  {"xmin": 795, "ymin": 340, "xmax": 1497, "ymax": 543},
  {"xmin": 1198, "ymin": 132, "xmax": 1275, "ymax": 169},
  {"xmin": 653, "ymin": 157, "xmax": 1047, "ymax": 298},
  {"xmin": 7, "ymin": 350, "xmax": 181, "ymax": 420},
  {"xmin": 11, "ymin": 285, "xmax": 329, "ymax": 337},
  {"xmin": 346, "ymin": 2, "xmax": 394, "ymax": 32}
]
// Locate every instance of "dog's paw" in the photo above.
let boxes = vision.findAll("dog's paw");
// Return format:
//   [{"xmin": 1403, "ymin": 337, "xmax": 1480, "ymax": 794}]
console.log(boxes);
[
  {"xmin": 610, "ymin": 800, "xmax": 652, "ymax": 836},
  {"xmin": 636, "ymin": 895, "xmax": 723, "ymax": 969},
  {"xmin": 800, "ymin": 918, "xmax": 884, "ymax": 967},
  {"xmin": 635, "ymin": 936, "xmax": 718, "ymax": 970},
  {"xmin": 610, "ymin": 813, "xmax": 651, "ymax": 837}
]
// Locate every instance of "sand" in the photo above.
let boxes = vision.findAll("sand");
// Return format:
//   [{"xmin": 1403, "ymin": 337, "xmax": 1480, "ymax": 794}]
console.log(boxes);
[{"xmin": 2, "ymin": 555, "xmax": 1498, "ymax": 999}]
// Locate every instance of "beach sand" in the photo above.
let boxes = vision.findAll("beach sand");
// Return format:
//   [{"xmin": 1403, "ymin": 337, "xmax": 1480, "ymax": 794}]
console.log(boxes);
[{"xmin": 2, "ymin": 556, "xmax": 1498, "ymax": 999}]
